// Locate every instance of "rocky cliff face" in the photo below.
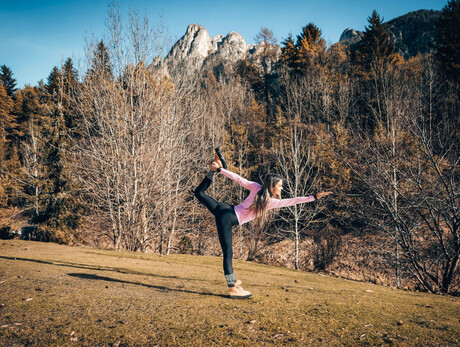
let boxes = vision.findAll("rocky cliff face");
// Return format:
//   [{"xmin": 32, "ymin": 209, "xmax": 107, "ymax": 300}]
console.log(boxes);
[
  {"xmin": 339, "ymin": 28, "xmax": 364, "ymax": 44},
  {"xmin": 163, "ymin": 24, "xmax": 213, "ymax": 73},
  {"xmin": 164, "ymin": 24, "xmax": 251, "ymax": 75},
  {"xmin": 162, "ymin": 24, "xmax": 279, "ymax": 77}
]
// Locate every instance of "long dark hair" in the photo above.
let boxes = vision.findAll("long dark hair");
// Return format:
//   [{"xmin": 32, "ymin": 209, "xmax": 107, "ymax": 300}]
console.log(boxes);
[{"xmin": 250, "ymin": 173, "xmax": 283, "ymax": 228}]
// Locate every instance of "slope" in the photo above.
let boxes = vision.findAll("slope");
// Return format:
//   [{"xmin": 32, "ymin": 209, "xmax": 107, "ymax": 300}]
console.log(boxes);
[{"xmin": 0, "ymin": 240, "xmax": 458, "ymax": 346}]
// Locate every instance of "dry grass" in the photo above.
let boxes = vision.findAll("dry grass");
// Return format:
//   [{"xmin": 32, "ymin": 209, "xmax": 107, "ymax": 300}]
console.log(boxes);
[{"xmin": 0, "ymin": 240, "xmax": 459, "ymax": 346}]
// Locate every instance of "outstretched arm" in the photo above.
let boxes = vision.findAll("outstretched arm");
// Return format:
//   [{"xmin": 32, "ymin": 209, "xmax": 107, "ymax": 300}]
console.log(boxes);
[
  {"xmin": 268, "ymin": 191, "xmax": 333, "ymax": 209},
  {"xmin": 268, "ymin": 196, "xmax": 315, "ymax": 209}
]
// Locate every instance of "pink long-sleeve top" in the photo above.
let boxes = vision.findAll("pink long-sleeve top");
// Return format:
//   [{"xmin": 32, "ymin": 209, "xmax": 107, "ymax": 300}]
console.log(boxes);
[{"xmin": 219, "ymin": 168, "xmax": 315, "ymax": 225}]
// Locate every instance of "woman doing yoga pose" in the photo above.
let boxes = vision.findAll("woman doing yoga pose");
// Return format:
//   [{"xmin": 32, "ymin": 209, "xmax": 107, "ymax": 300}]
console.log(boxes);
[{"xmin": 194, "ymin": 148, "xmax": 332, "ymax": 299}]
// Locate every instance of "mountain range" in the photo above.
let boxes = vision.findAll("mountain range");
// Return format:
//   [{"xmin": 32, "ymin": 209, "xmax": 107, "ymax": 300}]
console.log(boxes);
[
  {"xmin": 339, "ymin": 9, "xmax": 441, "ymax": 59},
  {"xmin": 159, "ymin": 9, "xmax": 441, "ymax": 76}
]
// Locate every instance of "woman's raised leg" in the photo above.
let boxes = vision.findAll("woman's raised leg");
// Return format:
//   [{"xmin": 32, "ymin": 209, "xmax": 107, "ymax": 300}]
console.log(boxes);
[{"xmin": 193, "ymin": 175, "xmax": 219, "ymax": 214}]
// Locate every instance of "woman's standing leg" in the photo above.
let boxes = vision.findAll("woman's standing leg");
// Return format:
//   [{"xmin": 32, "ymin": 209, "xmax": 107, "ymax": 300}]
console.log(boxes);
[
  {"xmin": 194, "ymin": 176, "xmax": 237, "ymax": 283},
  {"xmin": 214, "ymin": 204, "xmax": 252, "ymax": 299},
  {"xmin": 215, "ymin": 204, "xmax": 238, "ymax": 286}
]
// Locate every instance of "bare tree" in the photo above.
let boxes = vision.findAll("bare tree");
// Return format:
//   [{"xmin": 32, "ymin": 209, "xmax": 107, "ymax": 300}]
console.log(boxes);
[
  {"xmin": 21, "ymin": 115, "xmax": 46, "ymax": 217},
  {"xmin": 273, "ymin": 71, "xmax": 335, "ymax": 269},
  {"xmin": 273, "ymin": 122, "xmax": 320, "ymax": 269},
  {"xmin": 75, "ymin": 8, "xmax": 205, "ymax": 252},
  {"xmin": 254, "ymin": 27, "xmax": 279, "ymax": 108},
  {"xmin": 345, "ymin": 58, "xmax": 459, "ymax": 293}
]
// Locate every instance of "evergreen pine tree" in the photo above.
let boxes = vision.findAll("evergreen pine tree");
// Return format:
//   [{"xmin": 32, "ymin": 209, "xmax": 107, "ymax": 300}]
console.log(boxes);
[
  {"xmin": 353, "ymin": 10, "xmax": 397, "ymax": 74},
  {"xmin": 0, "ymin": 65, "xmax": 17, "ymax": 98},
  {"xmin": 0, "ymin": 83, "xmax": 22, "ymax": 207},
  {"xmin": 90, "ymin": 40, "xmax": 113, "ymax": 78},
  {"xmin": 436, "ymin": 0, "xmax": 460, "ymax": 82},
  {"xmin": 0, "ymin": 83, "xmax": 14, "ymax": 147},
  {"xmin": 40, "ymin": 105, "xmax": 80, "ymax": 236},
  {"xmin": 280, "ymin": 23, "xmax": 326, "ymax": 73},
  {"xmin": 61, "ymin": 58, "xmax": 81, "ymax": 132},
  {"xmin": 62, "ymin": 58, "xmax": 79, "ymax": 95},
  {"xmin": 33, "ymin": 64, "xmax": 81, "ymax": 242},
  {"xmin": 350, "ymin": 10, "xmax": 401, "ymax": 131},
  {"xmin": 0, "ymin": 84, "xmax": 14, "ymax": 206},
  {"xmin": 46, "ymin": 66, "xmax": 61, "ymax": 99},
  {"xmin": 281, "ymin": 34, "xmax": 297, "ymax": 69},
  {"xmin": 296, "ymin": 23, "xmax": 326, "ymax": 55}
]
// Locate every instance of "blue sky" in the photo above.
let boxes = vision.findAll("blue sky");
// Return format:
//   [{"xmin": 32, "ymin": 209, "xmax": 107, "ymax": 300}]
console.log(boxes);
[{"xmin": 0, "ymin": 0, "xmax": 447, "ymax": 88}]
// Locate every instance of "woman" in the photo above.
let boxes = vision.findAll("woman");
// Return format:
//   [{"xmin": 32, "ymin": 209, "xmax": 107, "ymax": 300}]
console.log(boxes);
[{"xmin": 194, "ymin": 148, "xmax": 332, "ymax": 299}]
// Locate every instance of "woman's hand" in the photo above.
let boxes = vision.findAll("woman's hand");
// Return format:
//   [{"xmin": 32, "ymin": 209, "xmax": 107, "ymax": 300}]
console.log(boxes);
[
  {"xmin": 210, "ymin": 161, "xmax": 221, "ymax": 172},
  {"xmin": 315, "ymin": 191, "xmax": 333, "ymax": 199}
]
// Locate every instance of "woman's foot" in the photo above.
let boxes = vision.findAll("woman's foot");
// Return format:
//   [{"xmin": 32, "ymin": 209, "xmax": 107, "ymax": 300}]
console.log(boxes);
[
  {"xmin": 215, "ymin": 147, "xmax": 228, "ymax": 169},
  {"xmin": 212, "ymin": 150, "xmax": 223, "ymax": 169},
  {"xmin": 229, "ymin": 284, "xmax": 253, "ymax": 299}
]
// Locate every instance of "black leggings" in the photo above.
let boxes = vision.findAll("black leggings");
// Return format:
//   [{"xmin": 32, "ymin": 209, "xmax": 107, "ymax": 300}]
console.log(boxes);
[{"xmin": 194, "ymin": 176, "xmax": 239, "ymax": 275}]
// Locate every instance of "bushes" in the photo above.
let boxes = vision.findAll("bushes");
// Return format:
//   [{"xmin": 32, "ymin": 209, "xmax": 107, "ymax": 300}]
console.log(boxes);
[
  {"xmin": 177, "ymin": 235, "xmax": 193, "ymax": 254},
  {"xmin": 0, "ymin": 226, "xmax": 15, "ymax": 239},
  {"xmin": 20, "ymin": 225, "xmax": 78, "ymax": 244},
  {"xmin": 312, "ymin": 226, "xmax": 343, "ymax": 271}
]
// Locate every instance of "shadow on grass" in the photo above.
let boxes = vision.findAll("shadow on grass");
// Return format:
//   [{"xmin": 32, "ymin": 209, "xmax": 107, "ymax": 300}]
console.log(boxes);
[
  {"xmin": 0, "ymin": 256, "xmax": 209, "ymax": 284},
  {"xmin": 67, "ymin": 272, "xmax": 228, "ymax": 298}
]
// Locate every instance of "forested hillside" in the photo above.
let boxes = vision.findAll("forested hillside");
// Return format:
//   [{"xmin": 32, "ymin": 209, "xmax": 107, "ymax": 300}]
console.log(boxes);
[{"xmin": 1, "ymin": 1, "xmax": 459, "ymax": 294}]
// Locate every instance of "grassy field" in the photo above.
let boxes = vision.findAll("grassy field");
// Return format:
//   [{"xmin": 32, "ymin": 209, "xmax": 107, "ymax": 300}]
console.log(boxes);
[{"xmin": 0, "ymin": 240, "xmax": 458, "ymax": 346}]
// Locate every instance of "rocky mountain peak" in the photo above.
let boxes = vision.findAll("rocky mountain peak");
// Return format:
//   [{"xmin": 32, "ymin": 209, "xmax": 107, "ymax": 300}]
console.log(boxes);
[
  {"xmin": 166, "ymin": 23, "xmax": 212, "ymax": 62},
  {"xmin": 212, "ymin": 31, "xmax": 248, "ymax": 62},
  {"xmin": 339, "ymin": 28, "xmax": 363, "ymax": 42},
  {"xmin": 164, "ymin": 24, "xmax": 254, "ymax": 75}
]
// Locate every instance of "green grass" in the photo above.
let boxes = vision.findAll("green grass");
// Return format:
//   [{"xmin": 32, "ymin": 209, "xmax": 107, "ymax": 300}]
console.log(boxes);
[{"xmin": 0, "ymin": 240, "xmax": 458, "ymax": 346}]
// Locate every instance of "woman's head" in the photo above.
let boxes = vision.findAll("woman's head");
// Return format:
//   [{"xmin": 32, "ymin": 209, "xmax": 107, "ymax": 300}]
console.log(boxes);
[
  {"xmin": 251, "ymin": 173, "xmax": 283, "ymax": 228},
  {"xmin": 263, "ymin": 173, "xmax": 283, "ymax": 199}
]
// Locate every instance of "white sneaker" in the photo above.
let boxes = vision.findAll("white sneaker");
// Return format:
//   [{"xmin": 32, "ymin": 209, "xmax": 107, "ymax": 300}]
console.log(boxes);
[{"xmin": 229, "ymin": 282, "xmax": 252, "ymax": 299}]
